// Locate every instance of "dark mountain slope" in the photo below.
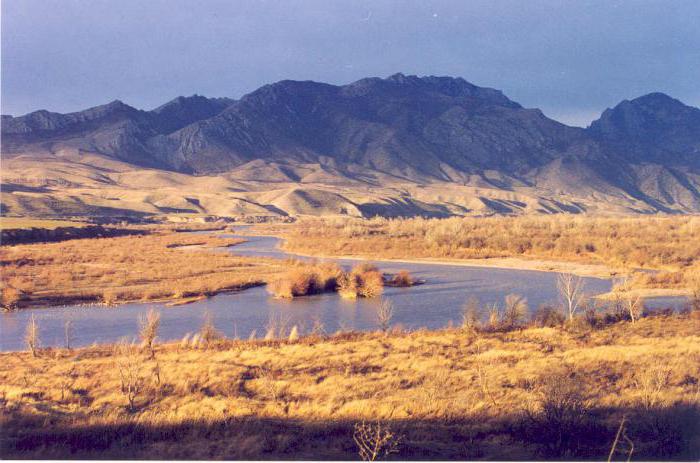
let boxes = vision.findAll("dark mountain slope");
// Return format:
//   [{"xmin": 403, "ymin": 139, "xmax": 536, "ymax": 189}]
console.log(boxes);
[
  {"xmin": 150, "ymin": 74, "xmax": 589, "ymax": 179},
  {"xmin": 588, "ymin": 92, "xmax": 700, "ymax": 167}
]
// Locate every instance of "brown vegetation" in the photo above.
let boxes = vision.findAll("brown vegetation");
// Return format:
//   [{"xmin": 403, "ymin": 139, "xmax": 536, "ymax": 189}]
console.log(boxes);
[
  {"xmin": 267, "ymin": 261, "xmax": 343, "ymax": 298},
  {"xmin": 267, "ymin": 261, "xmax": 400, "ymax": 299},
  {"xmin": 0, "ymin": 231, "xmax": 284, "ymax": 309},
  {"xmin": 268, "ymin": 216, "xmax": 700, "ymax": 293},
  {"xmin": 0, "ymin": 311, "xmax": 698, "ymax": 460}
]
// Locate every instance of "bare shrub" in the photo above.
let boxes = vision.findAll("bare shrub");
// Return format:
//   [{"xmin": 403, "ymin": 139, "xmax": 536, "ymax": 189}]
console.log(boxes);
[
  {"xmin": 461, "ymin": 296, "xmax": 481, "ymax": 332},
  {"xmin": 114, "ymin": 339, "xmax": 144, "ymax": 411},
  {"xmin": 503, "ymin": 294, "xmax": 528, "ymax": 329},
  {"xmin": 474, "ymin": 346, "xmax": 498, "ymax": 406},
  {"xmin": 634, "ymin": 364, "xmax": 672, "ymax": 409},
  {"xmin": 557, "ymin": 273, "xmax": 586, "ymax": 321},
  {"xmin": 524, "ymin": 369, "xmax": 591, "ymax": 457},
  {"xmin": 353, "ymin": 421, "xmax": 402, "ymax": 461},
  {"xmin": 25, "ymin": 314, "xmax": 40, "ymax": 357},
  {"xmin": 139, "ymin": 309, "xmax": 161, "ymax": 359},
  {"xmin": 376, "ymin": 298, "xmax": 394, "ymax": 333},
  {"xmin": 58, "ymin": 364, "xmax": 78, "ymax": 402},
  {"xmin": 200, "ymin": 312, "xmax": 223, "ymax": 346},
  {"xmin": 357, "ymin": 265, "xmax": 384, "ymax": 298},
  {"xmin": 265, "ymin": 312, "xmax": 292, "ymax": 339},
  {"xmin": 256, "ymin": 367, "xmax": 282, "ymax": 405},
  {"xmin": 531, "ymin": 305, "xmax": 566, "ymax": 328},
  {"xmin": 486, "ymin": 303, "xmax": 500, "ymax": 331}
]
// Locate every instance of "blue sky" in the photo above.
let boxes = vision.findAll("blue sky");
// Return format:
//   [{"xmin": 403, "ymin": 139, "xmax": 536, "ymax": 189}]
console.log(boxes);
[{"xmin": 2, "ymin": 0, "xmax": 698, "ymax": 126}]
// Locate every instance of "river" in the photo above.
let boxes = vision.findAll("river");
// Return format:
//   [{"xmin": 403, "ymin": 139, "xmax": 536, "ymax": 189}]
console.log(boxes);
[{"xmin": 0, "ymin": 230, "xmax": 687, "ymax": 351}]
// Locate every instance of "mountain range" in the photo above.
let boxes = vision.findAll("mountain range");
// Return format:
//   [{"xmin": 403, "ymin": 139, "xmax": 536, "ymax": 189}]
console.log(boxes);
[{"xmin": 2, "ymin": 73, "xmax": 699, "ymax": 218}]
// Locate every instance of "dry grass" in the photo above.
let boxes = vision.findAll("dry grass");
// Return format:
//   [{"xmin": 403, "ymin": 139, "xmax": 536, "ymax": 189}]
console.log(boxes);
[
  {"xmin": 268, "ymin": 216, "xmax": 700, "ymax": 292},
  {"xmin": 0, "ymin": 230, "xmax": 284, "ymax": 308},
  {"xmin": 0, "ymin": 312, "xmax": 698, "ymax": 459}
]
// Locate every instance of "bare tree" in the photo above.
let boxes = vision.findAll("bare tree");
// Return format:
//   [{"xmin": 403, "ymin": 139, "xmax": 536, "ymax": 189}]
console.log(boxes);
[
  {"xmin": 625, "ymin": 294, "xmax": 643, "ymax": 323},
  {"xmin": 377, "ymin": 298, "xmax": 394, "ymax": 333},
  {"xmin": 114, "ymin": 339, "xmax": 144, "ymax": 411},
  {"xmin": 63, "ymin": 320, "xmax": 74, "ymax": 350},
  {"xmin": 25, "ymin": 314, "xmax": 40, "ymax": 357},
  {"xmin": 353, "ymin": 421, "xmax": 402, "ymax": 461},
  {"xmin": 139, "ymin": 309, "xmax": 161, "ymax": 359},
  {"xmin": 557, "ymin": 273, "xmax": 586, "ymax": 321}
]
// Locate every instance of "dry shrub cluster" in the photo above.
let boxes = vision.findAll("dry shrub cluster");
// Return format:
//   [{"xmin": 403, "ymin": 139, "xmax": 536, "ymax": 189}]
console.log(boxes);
[
  {"xmin": 0, "ymin": 231, "xmax": 284, "ymax": 308},
  {"xmin": 267, "ymin": 261, "xmax": 342, "ymax": 298},
  {"xmin": 277, "ymin": 216, "xmax": 700, "ymax": 291},
  {"xmin": 267, "ymin": 261, "xmax": 397, "ymax": 299},
  {"xmin": 338, "ymin": 263, "xmax": 384, "ymax": 299}
]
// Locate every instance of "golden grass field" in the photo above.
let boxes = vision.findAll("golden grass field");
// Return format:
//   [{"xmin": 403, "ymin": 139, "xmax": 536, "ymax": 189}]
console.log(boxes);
[
  {"xmin": 0, "ymin": 311, "xmax": 698, "ymax": 460},
  {"xmin": 262, "ymin": 216, "xmax": 700, "ymax": 296},
  {"xmin": 0, "ymin": 230, "xmax": 285, "ymax": 309}
]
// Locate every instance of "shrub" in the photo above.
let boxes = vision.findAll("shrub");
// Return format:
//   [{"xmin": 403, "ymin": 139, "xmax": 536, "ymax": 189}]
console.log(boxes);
[
  {"xmin": 502, "ymin": 294, "xmax": 528, "ymax": 329},
  {"xmin": 114, "ymin": 339, "xmax": 144, "ymax": 411},
  {"xmin": 357, "ymin": 269, "xmax": 384, "ymax": 298},
  {"xmin": 139, "ymin": 309, "xmax": 161, "ymax": 359},
  {"xmin": 1, "ymin": 286, "xmax": 22, "ymax": 309},
  {"xmin": 376, "ymin": 298, "xmax": 394, "ymax": 333},
  {"xmin": 461, "ymin": 297, "xmax": 481, "ymax": 331},
  {"xmin": 337, "ymin": 263, "xmax": 384, "ymax": 299},
  {"xmin": 531, "ymin": 305, "xmax": 566, "ymax": 328},
  {"xmin": 523, "ymin": 369, "xmax": 592, "ymax": 457},
  {"xmin": 353, "ymin": 421, "xmax": 402, "ymax": 461},
  {"xmin": 386, "ymin": 270, "xmax": 415, "ymax": 287},
  {"xmin": 200, "ymin": 312, "xmax": 223, "ymax": 346}
]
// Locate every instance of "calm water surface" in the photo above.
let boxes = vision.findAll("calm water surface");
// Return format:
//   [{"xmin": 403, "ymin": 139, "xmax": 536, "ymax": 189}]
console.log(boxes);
[{"xmin": 0, "ymin": 230, "xmax": 686, "ymax": 351}]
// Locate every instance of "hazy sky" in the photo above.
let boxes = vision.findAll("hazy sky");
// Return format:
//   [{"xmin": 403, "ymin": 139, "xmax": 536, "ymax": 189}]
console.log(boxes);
[{"xmin": 2, "ymin": 0, "xmax": 698, "ymax": 126}]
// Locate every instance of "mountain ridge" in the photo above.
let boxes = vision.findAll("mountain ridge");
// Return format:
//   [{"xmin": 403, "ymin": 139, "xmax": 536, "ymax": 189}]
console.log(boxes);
[{"xmin": 2, "ymin": 74, "xmax": 699, "ymax": 217}]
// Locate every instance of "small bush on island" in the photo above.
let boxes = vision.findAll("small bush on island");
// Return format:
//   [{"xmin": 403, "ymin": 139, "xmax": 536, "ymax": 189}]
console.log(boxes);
[
  {"xmin": 269, "ymin": 261, "xmax": 393, "ymax": 299},
  {"xmin": 385, "ymin": 270, "xmax": 416, "ymax": 287},
  {"xmin": 267, "ymin": 261, "xmax": 343, "ymax": 298}
]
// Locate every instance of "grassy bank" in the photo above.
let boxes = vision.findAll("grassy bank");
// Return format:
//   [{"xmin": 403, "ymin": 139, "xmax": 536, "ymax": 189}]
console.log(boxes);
[
  {"xmin": 260, "ymin": 216, "xmax": 700, "ymax": 295},
  {"xmin": 0, "ymin": 231, "xmax": 284, "ymax": 309},
  {"xmin": 1, "ymin": 311, "xmax": 698, "ymax": 460}
]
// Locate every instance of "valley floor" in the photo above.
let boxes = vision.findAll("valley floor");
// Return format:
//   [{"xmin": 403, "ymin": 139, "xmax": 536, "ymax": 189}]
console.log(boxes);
[{"xmin": 1, "ymin": 313, "xmax": 699, "ymax": 460}]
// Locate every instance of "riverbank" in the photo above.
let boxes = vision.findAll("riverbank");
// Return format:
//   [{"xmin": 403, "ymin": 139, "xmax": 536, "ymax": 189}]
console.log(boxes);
[
  {"xmin": 1, "ymin": 311, "xmax": 698, "ymax": 460},
  {"xmin": 254, "ymin": 216, "xmax": 700, "ymax": 299}
]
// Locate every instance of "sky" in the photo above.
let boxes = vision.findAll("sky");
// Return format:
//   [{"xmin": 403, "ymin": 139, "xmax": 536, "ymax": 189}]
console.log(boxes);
[{"xmin": 1, "ymin": 0, "xmax": 698, "ymax": 127}]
